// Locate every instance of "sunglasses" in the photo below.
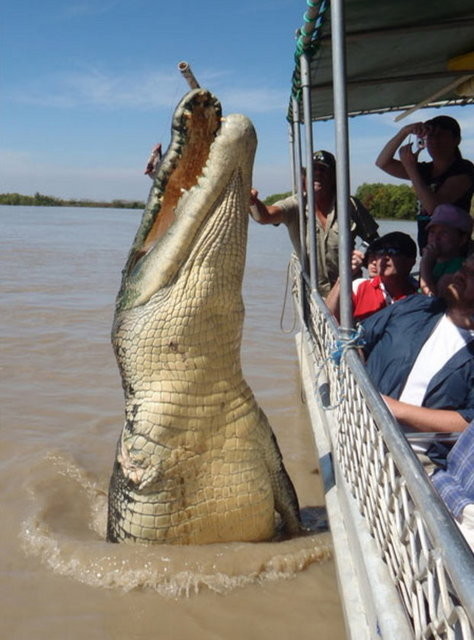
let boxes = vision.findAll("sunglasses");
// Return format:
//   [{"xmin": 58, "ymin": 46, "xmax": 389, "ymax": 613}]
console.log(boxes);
[{"xmin": 373, "ymin": 247, "xmax": 403, "ymax": 257}]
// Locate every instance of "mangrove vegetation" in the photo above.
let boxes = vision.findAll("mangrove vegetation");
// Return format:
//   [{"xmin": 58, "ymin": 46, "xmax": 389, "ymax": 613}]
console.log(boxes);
[
  {"xmin": 3, "ymin": 183, "xmax": 452, "ymax": 220},
  {"xmin": 0, "ymin": 192, "xmax": 145, "ymax": 209}
]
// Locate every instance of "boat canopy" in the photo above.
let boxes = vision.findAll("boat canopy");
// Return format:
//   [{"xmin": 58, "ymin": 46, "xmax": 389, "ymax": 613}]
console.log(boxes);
[{"xmin": 289, "ymin": 0, "xmax": 474, "ymax": 122}]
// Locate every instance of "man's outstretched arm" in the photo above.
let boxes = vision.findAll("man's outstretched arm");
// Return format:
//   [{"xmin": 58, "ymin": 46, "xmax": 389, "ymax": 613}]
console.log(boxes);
[{"xmin": 249, "ymin": 189, "xmax": 286, "ymax": 225}]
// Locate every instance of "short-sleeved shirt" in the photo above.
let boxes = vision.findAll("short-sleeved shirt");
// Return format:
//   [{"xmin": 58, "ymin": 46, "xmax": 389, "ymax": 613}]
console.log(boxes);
[
  {"xmin": 273, "ymin": 194, "xmax": 378, "ymax": 297},
  {"xmin": 432, "ymin": 257, "xmax": 465, "ymax": 283},
  {"xmin": 416, "ymin": 157, "xmax": 474, "ymax": 249},
  {"xmin": 417, "ymin": 157, "xmax": 474, "ymax": 216},
  {"xmin": 361, "ymin": 295, "xmax": 474, "ymax": 423},
  {"xmin": 432, "ymin": 420, "xmax": 474, "ymax": 518},
  {"xmin": 352, "ymin": 276, "xmax": 417, "ymax": 322}
]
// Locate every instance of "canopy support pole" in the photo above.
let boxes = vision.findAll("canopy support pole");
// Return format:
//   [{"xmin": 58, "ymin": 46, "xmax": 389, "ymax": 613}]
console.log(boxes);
[
  {"xmin": 291, "ymin": 97, "xmax": 309, "ymax": 321},
  {"xmin": 291, "ymin": 98, "xmax": 309, "ymax": 273},
  {"xmin": 330, "ymin": 0, "xmax": 353, "ymax": 333},
  {"xmin": 395, "ymin": 74, "xmax": 473, "ymax": 121},
  {"xmin": 300, "ymin": 53, "xmax": 318, "ymax": 293}
]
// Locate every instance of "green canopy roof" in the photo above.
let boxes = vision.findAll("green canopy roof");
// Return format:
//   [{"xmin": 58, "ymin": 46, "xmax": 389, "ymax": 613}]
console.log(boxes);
[{"xmin": 290, "ymin": 0, "xmax": 474, "ymax": 121}]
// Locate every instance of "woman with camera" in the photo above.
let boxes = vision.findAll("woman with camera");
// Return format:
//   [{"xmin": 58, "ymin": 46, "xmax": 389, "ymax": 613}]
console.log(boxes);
[{"xmin": 375, "ymin": 115, "xmax": 474, "ymax": 250}]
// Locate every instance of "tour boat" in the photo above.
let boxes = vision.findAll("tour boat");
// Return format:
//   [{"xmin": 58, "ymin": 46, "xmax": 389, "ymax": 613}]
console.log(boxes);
[{"xmin": 287, "ymin": 1, "xmax": 474, "ymax": 637}]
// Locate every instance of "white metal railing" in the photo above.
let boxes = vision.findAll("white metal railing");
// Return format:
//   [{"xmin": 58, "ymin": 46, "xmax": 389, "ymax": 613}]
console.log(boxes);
[{"xmin": 290, "ymin": 255, "xmax": 474, "ymax": 639}]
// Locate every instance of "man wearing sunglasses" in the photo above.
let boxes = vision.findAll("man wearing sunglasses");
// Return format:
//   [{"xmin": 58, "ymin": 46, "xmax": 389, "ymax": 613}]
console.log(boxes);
[{"xmin": 326, "ymin": 231, "xmax": 418, "ymax": 322}]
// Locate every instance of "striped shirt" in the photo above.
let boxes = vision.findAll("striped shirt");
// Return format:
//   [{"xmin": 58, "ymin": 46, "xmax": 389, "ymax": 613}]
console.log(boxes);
[{"xmin": 432, "ymin": 420, "xmax": 474, "ymax": 519}]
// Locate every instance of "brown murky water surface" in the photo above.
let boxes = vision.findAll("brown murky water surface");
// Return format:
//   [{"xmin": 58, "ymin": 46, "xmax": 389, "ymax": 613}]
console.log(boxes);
[{"xmin": 1, "ymin": 206, "xmax": 346, "ymax": 639}]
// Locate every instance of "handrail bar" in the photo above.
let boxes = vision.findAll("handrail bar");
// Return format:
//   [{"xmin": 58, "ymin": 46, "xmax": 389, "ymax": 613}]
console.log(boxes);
[
  {"xmin": 301, "ymin": 278, "xmax": 474, "ymax": 631},
  {"xmin": 344, "ymin": 345, "xmax": 474, "ymax": 623}
]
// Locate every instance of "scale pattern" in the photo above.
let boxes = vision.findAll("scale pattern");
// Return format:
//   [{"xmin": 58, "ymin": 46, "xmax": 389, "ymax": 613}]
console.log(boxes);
[{"xmin": 106, "ymin": 89, "xmax": 301, "ymax": 544}]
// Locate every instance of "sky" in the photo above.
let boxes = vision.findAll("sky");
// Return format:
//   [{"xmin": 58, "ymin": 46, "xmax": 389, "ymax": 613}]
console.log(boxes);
[{"xmin": 2, "ymin": 0, "xmax": 474, "ymax": 202}]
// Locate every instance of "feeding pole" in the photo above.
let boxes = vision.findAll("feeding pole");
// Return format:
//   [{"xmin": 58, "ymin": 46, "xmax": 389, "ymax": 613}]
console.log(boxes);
[{"xmin": 178, "ymin": 61, "xmax": 200, "ymax": 89}]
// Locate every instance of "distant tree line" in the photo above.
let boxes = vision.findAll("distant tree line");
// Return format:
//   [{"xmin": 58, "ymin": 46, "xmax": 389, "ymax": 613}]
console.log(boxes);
[
  {"xmin": 0, "ymin": 192, "xmax": 145, "ymax": 209},
  {"xmin": 264, "ymin": 191, "xmax": 292, "ymax": 206},
  {"xmin": 0, "ymin": 183, "xmax": 425, "ymax": 219},
  {"xmin": 263, "ymin": 183, "xmax": 418, "ymax": 220},
  {"xmin": 355, "ymin": 183, "xmax": 417, "ymax": 219}
]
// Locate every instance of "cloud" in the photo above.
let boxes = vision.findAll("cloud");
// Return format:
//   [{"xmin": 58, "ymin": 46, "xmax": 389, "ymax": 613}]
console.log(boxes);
[
  {"xmin": 8, "ymin": 66, "xmax": 290, "ymax": 115},
  {"xmin": 0, "ymin": 150, "xmax": 148, "ymax": 201},
  {"xmin": 0, "ymin": 147, "xmax": 292, "ymax": 202},
  {"xmin": 9, "ymin": 68, "xmax": 184, "ymax": 111}
]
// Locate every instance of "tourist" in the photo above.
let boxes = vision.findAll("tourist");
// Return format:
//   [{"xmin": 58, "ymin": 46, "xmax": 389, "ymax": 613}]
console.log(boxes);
[
  {"xmin": 419, "ymin": 203, "xmax": 473, "ymax": 297},
  {"xmin": 375, "ymin": 115, "xmax": 474, "ymax": 250},
  {"xmin": 431, "ymin": 419, "xmax": 474, "ymax": 552},
  {"xmin": 361, "ymin": 255, "xmax": 474, "ymax": 434},
  {"xmin": 249, "ymin": 150, "xmax": 379, "ymax": 297},
  {"xmin": 326, "ymin": 232, "xmax": 418, "ymax": 322}
]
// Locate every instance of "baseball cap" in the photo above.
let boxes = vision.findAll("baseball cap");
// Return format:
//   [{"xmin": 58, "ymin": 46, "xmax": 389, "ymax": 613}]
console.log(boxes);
[
  {"xmin": 312, "ymin": 150, "xmax": 336, "ymax": 170},
  {"xmin": 425, "ymin": 115, "xmax": 461, "ymax": 138},
  {"xmin": 367, "ymin": 232, "xmax": 417, "ymax": 260},
  {"xmin": 426, "ymin": 204, "xmax": 473, "ymax": 234}
]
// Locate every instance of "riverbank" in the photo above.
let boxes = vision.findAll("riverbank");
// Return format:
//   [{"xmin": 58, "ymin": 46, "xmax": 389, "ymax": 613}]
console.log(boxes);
[{"xmin": 0, "ymin": 192, "xmax": 145, "ymax": 209}]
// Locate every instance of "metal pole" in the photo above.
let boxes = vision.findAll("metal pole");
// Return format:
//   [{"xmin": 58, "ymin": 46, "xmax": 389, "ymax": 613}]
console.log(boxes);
[
  {"xmin": 289, "ymin": 123, "xmax": 296, "ymax": 194},
  {"xmin": 291, "ymin": 98, "xmax": 308, "ymax": 277},
  {"xmin": 177, "ymin": 61, "xmax": 200, "ymax": 89},
  {"xmin": 300, "ymin": 53, "xmax": 318, "ymax": 293},
  {"xmin": 291, "ymin": 97, "xmax": 309, "ymax": 321},
  {"xmin": 330, "ymin": 0, "xmax": 353, "ymax": 333}
]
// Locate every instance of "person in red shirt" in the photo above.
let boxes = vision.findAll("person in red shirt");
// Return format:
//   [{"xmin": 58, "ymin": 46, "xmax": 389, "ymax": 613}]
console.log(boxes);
[{"xmin": 326, "ymin": 231, "xmax": 418, "ymax": 322}]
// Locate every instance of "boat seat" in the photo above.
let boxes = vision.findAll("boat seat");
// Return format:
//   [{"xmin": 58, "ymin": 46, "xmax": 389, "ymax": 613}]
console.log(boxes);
[
  {"xmin": 405, "ymin": 432, "xmax": 460, "ymax": 471},
  {"xmin": 405, "ymin": 432, "xmax": 460, "ymax": 444}
]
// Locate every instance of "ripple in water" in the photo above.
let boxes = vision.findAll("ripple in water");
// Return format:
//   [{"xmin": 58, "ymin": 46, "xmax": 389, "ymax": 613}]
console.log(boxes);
[{"xmin": 20, "ymin": 452, "xmax": 332, "ymax": 597}]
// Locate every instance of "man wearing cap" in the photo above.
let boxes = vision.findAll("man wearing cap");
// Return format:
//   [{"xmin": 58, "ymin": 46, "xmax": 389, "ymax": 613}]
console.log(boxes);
[
  {"xmin": 376, "ymin": 115, "xmax": 474, "ymax": 250},
  {"xmin": 361, "ymin": 254, "xmax": 474, "ymax": 435},
  {"xmin": 419, "ymin": 203, "xmax": 473, "ymax": 296},
  {"xmin": 326, "ymin": 231, "xmax": 418, "ymax": 322},
  {"xmin": 249, "ymin": 150, "xmax": 379, "ymax": 298}
]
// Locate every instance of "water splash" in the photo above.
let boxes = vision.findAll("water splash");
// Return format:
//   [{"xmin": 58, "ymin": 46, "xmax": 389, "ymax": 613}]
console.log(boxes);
[{"xmin": 20, "ymin": 452, "xmax": 332, "ymax": 597}]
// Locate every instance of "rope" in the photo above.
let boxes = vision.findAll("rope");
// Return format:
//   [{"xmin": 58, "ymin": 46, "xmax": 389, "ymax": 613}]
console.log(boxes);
[
  {"xmin": 288, "ymin": 0, "xmax": 330, "ymax": 121},
  {"xmin": 329, "ymin": 326, "xmax": 365, "ymax": 366},
  {"xmin": 314, "ymin": 325, "xmax": 365, "ymax": 410},
  {"xmin": 279, "ymin": 257, "xmax": 298, "ymax": 335}
]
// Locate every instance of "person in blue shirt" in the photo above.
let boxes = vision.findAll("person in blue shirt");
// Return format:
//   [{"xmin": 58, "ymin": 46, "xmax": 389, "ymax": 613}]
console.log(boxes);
[
  {"xmin": 431, "ymin": 419, "xmax": 474, "ymax": 552},
  {"xmin": 361, "ymin": 254, "xmax": 474, "ymax": 434}
]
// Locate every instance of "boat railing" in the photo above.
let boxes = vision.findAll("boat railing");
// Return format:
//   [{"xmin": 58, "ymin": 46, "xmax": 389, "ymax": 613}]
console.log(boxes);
[{"xmin": 290, "ymin": 254, "xmax": 474, "ymax": 639}]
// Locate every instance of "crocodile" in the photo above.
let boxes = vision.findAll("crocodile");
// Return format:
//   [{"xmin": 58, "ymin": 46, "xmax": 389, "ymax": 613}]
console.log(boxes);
[{"xmin": 106, "ymin": 88, "xmax": 301, "ymax": 545}]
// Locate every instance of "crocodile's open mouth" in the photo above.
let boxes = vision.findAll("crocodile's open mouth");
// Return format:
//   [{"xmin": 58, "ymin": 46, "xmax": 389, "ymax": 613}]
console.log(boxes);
[
  {"xmin": 115, "ymin": 89, "xmax": 256, "ymax": 313},
  {"xmin": 128, "ymin": 90, "xmax": 222, "ymax": 272}
]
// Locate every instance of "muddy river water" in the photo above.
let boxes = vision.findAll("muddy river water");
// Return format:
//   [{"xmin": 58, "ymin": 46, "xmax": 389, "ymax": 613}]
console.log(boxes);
[{"xmin": 1, "ymin": 205, "xmax": 346, "ymax": 639}]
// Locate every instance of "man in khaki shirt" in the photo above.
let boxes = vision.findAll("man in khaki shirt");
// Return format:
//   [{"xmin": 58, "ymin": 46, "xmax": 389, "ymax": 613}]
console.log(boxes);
[{"xmin": 249, "ymin": 150, "xmax": 378, "ymax": 297}]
